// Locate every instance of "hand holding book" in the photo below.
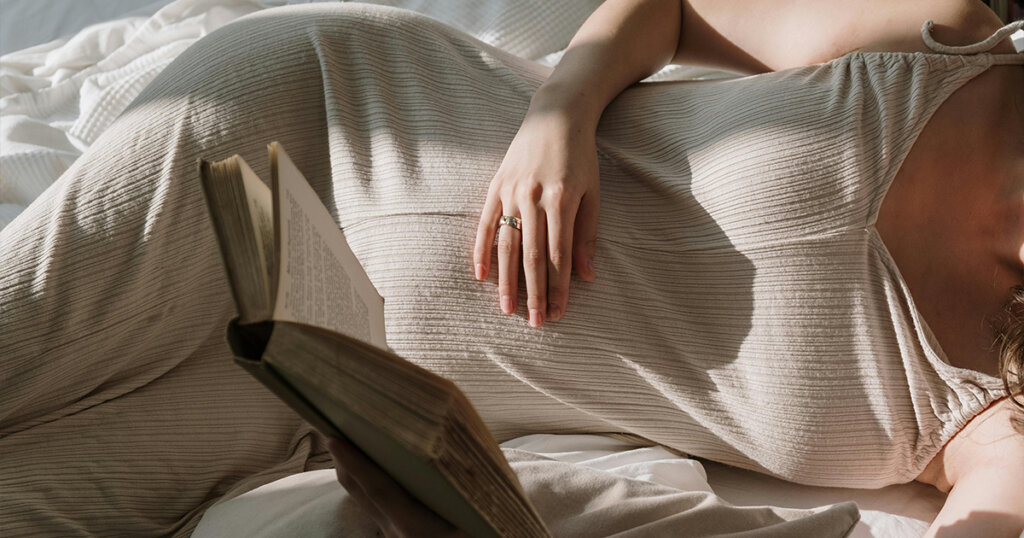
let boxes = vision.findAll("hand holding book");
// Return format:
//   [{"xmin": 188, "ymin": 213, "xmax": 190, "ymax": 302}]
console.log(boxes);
[{"xmin": 327, "ymin": 436, "xmax": 467, "ymax": 537}]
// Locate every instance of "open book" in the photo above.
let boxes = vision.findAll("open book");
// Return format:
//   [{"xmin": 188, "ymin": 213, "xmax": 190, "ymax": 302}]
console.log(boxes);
[{"xmin": 199, "ymin": 142, "xmax": 549, "ymax": 538}]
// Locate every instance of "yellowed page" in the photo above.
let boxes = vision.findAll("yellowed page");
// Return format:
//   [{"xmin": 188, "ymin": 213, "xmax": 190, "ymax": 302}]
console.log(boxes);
[
  {"xmin": 270, "ymin": 143, "xmax": 387, "ymax": 348},
  {"xmin": 237, "ymin": 157, "xmax": 275, "ymax": 302}
]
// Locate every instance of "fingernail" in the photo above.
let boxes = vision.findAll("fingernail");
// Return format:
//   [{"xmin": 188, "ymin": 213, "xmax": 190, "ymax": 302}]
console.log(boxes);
[
  {"xmin": 529, "ymin": 308, "xmax": 544, "ymax": 327},
  {"xmin": 547, "ymin": 303, "xmax": 561, "ymax": 321},
  {"xmin": 475, "ymin": 263, "xmax": 485, "ymax": 280},
  {"xmin": 586, "ymin": 258, "xmax": 595, "ymax": 275},
  {"xmin": 501, "ymin": 295, "xmax": 513, "ymax": 314}
]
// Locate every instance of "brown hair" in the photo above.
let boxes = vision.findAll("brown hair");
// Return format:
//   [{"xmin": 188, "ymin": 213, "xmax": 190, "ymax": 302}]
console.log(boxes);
[{"xmin": 998, "ymin": 285, "xmax": 1024, "ymax": 432}]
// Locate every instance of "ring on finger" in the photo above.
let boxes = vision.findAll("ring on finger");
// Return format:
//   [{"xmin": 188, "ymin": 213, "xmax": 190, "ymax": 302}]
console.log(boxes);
[{"xmin": 499, "ymin": 215, "xmax": 522, "ymax": 231}]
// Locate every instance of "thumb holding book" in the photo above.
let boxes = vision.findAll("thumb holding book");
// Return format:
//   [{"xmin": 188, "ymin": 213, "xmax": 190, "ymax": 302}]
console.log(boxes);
[{"xmin": 327, "ymin": 437, "xmax": 468, "ymax": 538}]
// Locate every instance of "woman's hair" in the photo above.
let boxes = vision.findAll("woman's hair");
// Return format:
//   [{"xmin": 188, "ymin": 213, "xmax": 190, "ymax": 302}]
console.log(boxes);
[{"xmin": 998, "ymin": 285, "xmax": 1024, "ymax": 432}]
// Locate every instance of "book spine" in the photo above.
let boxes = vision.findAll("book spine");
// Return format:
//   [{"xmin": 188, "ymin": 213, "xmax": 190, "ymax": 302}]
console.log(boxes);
[
  {"xmin": 233, "ymin": 356, "xmax": 345, "ymax": 440},
  {"xmin": 227, "ymin": 320, "xmax": 343, "ymax": 439}
]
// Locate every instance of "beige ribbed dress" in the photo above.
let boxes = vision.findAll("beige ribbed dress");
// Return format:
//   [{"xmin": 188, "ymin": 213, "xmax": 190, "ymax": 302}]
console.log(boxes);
[{"xmin": 2, "ymin": 3, "xmax": 1022, "ymax": 535}]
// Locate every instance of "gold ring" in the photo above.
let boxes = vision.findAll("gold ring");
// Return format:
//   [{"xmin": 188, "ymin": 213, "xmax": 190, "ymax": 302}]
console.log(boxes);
[{"xmin": 499, "ymin": 215, "xmax": 521, "ymax": 231}]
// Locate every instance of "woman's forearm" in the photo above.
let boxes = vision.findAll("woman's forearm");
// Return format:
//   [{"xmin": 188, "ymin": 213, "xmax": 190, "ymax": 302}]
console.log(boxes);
[
  {"xmin": 919, "ymin": 399, "xmax": 1024, "ymax": 537},
  {"xmin": 533, "ymin": 0, "xmax": 1009, "ymax": 132},
  {"xmin": 528, "ymin": 0, "xmax": 683, "ymax": 131},
  {"xmin": 925, "ymin": 465, "xmax": 1024, "ymax": 537}
]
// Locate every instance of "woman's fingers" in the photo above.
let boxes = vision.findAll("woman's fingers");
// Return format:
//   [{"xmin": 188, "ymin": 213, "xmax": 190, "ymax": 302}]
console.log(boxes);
[
  {"xmin": 473, "ymin": 185, "xmax": 502, "ymax": 281},
  {"xmin": 572, "ymin": 190, "xmax": 599, "ymax": 282},
  {"xmin": 328, "ymin": 437, "xmax": 462, "ymax": 538},
  {"xmin": 520, "ymin": 203, "xmax": 547, "ymax": 327},
  {"xmin": 546, "ymin": 198, "xmax": 577, "ymax": 322},
  {"xmin": 475, "ymin": 145, "xmax": 598, "ymax": 326},
  {"xmin": 328, "ymin": 438, "xmax": 392, "ymax": 530},
  {"xmin": 476, "ymin": 181, "xmax": 596, "ymax": 327},
  {"xmin": 496, "ymin": 209, "xmax": 521, "ymax": 315},
  {"xmin": 331, "ymin": 444, "xmax": 389, "ymax": 524}
]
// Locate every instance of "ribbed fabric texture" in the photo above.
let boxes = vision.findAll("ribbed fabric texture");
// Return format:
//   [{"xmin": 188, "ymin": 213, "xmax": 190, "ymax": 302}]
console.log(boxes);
[{"xmin": 1, "ymin": 4, "xmax": 1021, "ymax": 535}]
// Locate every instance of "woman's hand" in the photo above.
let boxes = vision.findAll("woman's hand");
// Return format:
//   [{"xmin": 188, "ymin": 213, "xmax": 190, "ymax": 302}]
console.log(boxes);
[
  {"xmin": 473, "ymin": 106, "xmax": 600, "ymax": 328},
  {"xmin": 468, "ymin": 0, "xmax": 692, "ymax": 329},
  {"xmin": 327, "ymin": 436, "xmax": 466, "ymax": 538}
]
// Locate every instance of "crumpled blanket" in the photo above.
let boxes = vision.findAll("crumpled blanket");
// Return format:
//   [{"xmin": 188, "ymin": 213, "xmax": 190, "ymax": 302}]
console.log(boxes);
[{"xmin": 0, "ymin": 0, "xmax": 265, "ymax": 227}]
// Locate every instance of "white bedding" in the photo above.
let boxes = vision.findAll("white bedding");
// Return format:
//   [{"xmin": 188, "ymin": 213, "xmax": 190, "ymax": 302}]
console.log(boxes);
[
  {"xmin": 193, "ymin": 434, "xmax": 724, "ymax": 537},
  {"xmin": 0, "ymin": 1, "xmax": 944, "ymax": 536},
  {"xmin": 194, "ymin": 434, "xmax": 940, "ymax": 537},
  {"xmin": 1, "ymin": 0, "xmax": 272, "ymax": 228}
]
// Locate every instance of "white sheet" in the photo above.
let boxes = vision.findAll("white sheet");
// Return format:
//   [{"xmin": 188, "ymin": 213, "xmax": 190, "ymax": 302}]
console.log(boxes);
[
  {"xmin": 193, "ymin": 434, "xmax": 717, "ymax": 537},
  {"xmin": 194, "ymin": 434, "xmax": 939, "ymax": 536},
  {"xmin": 0, "ymin": 0, "xmax": 271, "ymax": 228},
  {"xmin": 195, "ymin": 434, "xmax": 864, "ymax": 537},
  {"xmin": 703, "ymin": 461, "xmax": 942, "ymax": 537}
]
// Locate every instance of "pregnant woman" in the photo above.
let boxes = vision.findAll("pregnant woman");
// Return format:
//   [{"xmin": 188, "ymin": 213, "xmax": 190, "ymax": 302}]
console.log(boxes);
[{"xmin": 1, "ymin": 0, "xmax": 1021, "ymax": 536}]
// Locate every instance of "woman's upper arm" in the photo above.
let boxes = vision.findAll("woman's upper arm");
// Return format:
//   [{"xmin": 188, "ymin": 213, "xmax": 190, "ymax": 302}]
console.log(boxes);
[{"xmin": 671, "ymin": 0, "xmax": 1009, "ymax": 73}]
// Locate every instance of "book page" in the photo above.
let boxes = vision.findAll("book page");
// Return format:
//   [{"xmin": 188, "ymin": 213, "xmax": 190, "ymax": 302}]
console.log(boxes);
[
  {"xmin": 270, "ymin": 143, "xmax": 387, "ymax": 349},
  {"xmin": 237, "ymin": 158, "xmax": 275, "ymax": 298},
  {"xmin": 198, "ymin": 156, "xmax": 274, "ymax": 322}
]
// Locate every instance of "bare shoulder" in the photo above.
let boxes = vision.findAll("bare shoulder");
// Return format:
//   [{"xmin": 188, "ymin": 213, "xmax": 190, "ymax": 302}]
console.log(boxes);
[{"xmin": 676, "ymin": 0, "xmax": 1011, "ymax": 72}]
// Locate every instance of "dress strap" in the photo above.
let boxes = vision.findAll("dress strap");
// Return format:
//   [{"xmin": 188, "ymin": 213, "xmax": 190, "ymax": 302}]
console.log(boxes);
[{"xmin": 921, "ymin": 19, "xmax": 1024, "ymax": 54}]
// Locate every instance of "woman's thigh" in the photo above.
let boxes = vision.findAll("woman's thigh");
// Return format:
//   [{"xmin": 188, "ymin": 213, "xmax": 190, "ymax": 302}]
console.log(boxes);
[{"xmin": 0, "ymin": 3, "xmax": 546, "ymax": 535}]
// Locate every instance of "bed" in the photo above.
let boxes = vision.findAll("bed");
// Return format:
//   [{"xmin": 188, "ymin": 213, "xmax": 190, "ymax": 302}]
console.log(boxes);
[{"xmin": 0, "ymin": 1, "xmax": 946, "ymax": 536}]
